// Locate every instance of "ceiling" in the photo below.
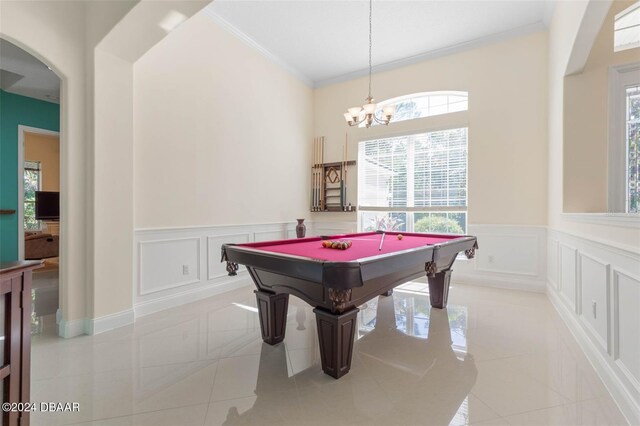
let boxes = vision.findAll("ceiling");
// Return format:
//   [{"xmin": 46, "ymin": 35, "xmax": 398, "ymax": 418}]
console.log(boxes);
[
  {"xmin": 0, "ymin": 39, "xmax": 60, "ymax": 103},
  {"xmin": 205, "ymin": 0, "xmax": 554, "ymax": 87}
]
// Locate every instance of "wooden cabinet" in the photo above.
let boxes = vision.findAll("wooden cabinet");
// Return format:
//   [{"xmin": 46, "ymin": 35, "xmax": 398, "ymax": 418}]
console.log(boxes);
[{"xmin": 0, "ymin": 261, "xmax": 41, "ymax": 426}]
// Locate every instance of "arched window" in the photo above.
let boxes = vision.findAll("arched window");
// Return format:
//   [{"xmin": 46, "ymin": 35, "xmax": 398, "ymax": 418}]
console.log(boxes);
[
  {"xmin": 614, "ymin": 1, "xmax": 640, "ymax": 52},
  {"xmin": 361, "ymin": 91, "xmax": 468, "ymax": 128}
]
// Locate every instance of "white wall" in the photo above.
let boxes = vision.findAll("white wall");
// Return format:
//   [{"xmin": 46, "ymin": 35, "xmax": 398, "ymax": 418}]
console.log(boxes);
[
  {"xmin": 313, "ymin": 31, "xmax": 548, "ymax": 227},
  {"xmin": 133, "ymin": 12, "xmax": 313, "ymax": 228}
]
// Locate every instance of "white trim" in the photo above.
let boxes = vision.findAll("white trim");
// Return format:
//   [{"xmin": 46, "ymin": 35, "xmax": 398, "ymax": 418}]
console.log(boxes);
[
  {"xmin": 316, "ymin": 22, "xmax": 547, "ymax": 88},
  {"xmin": 86, "ymin": 309, "xmax": 134, "ymax": 335},
  {"xmin": 135, "ymin": 220, "xmax": 298, "ymax": 234},
  {"xmin": 134, "ymin": 276, "xmax": 251, "ymax": 318},
  {"xmin": 57, "ymin": 317, "xmax": 88, "ymax": 339},
  {"xmin": 550, "ymin": 226, "xmax": 640, "ymax": 257},
  {"xmin": 562, "ymin": 213, "xmax": 640, "ymax": 228},
  {"xmin": 608, "ymin": 62, "xmax": 640, "ymax": 213},
  {"xmin": 454, "ymin": 273, "xmax": 546, "ymax": 293},
  {"xmin": 16, "ymin": 125, "xmax": 60, "ymax": 260},
  {"xmin": 202, "ymin": 7, "xmax": 314, "ymax": 88}
]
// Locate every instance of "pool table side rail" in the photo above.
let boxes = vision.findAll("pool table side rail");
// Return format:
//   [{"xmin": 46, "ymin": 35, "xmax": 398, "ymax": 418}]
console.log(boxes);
[{"xmin": 221, "ymin": 243, "xmax": 440, "ymax": 289}]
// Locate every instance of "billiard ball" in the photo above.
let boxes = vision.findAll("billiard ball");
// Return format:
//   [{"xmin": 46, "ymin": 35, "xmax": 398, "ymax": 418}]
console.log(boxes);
[{"xmin": 397, "ymin": 234, "xmax": 403, "ymax": 240}]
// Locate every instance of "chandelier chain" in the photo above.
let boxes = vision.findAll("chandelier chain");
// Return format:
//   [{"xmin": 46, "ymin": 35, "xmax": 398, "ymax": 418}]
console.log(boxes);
[{"xmin": 368, "ymin": 0, "xmax": 372, "ymax": 99}]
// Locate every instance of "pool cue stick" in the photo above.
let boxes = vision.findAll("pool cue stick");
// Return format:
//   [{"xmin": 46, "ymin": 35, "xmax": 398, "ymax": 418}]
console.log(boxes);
[
  {"xmin": 311, "ymin": 138, "xmax": 314, "ymax": 211},
  {"xmin": 340, "ymin": 137, "xmax": 344, "ymax": 210},
  {"xmin": 315, "ymin": 137, "xmax": 318, "ymax": 211},
  {"xmin": 314, "ymin": 137, "xmax": 319, "ymax": 211},
  {"xmin": 314, "ymin": 137, "xmax": 318, "ymax": 211},
  {"xmin": 378, "ymin": 232, "xmax": 386, "ymax": 251},
  {"xmin": 316, "ymin": 138, "xmax": 320, "ymax": 211},
  {"xmin": 344, "ymin": 133, "xmax": 348, "ymax": 210},
  {"xmin": 320, "ymin": 136, "xmax": 325, "ymax": 211}
]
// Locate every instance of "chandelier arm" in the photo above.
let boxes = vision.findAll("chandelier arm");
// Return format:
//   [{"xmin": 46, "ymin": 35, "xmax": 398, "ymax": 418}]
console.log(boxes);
[{"xmin": 347, "ymin": 116, "xmax": 368, "ymax": 127}]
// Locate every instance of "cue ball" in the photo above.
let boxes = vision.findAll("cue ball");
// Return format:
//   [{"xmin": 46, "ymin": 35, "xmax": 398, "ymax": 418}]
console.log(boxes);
[{"xmin": 397, "ymin": 234, "xmax": 403, "ymax": 240}]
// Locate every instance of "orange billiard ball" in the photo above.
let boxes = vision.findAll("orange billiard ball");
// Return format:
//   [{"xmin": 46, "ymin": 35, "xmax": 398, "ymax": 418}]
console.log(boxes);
[{"xmin": 397, "ymin": 234, "xmax": 403, "ymax": 240}]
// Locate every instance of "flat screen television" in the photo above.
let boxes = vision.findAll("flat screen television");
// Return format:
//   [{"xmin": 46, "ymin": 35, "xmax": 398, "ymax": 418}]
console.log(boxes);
[{"xmin": 35, "ymin": 191, "xmax": 60, "ymax": 221}]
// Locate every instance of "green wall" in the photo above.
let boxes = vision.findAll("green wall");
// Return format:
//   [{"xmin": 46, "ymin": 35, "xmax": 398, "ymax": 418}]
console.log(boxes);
[{"xmin": 0, "ymin": 90, "xmax": 60, "ymax": 261}]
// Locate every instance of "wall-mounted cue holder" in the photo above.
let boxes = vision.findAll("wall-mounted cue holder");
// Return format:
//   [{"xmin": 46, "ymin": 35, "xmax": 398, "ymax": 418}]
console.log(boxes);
[
  {"xmin": 313, "ymin": 161, "xmax": 356, "ymax": 212},
  {"xmin": 311, "ymin": 136, "xmax": 356, "ymax": 212}
]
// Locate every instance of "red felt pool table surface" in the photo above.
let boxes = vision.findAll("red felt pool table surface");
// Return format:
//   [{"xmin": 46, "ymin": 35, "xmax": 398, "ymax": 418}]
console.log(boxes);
[{"xmin": 238, "ymin": 232, "xmax": 461, "ymax": 262}]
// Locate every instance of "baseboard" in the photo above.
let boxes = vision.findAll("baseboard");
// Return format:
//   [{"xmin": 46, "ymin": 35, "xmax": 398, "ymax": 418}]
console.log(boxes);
[
  {"xmin": 547, "ymin": 284, "xmax": 640, "ymax": 425},
  {"xmin": 57, "ymin": 317, "xmax": 88, "ymax": 339},
  {"xmin": 454, "ymin": 272, "xmax": 546, "ymax": 293},
  {"xmin": 134, "ymin": 276, "xmax": 252, "ymax": 317},
  {"xmin": 86, "ymin": 308, "xmax": 135, "ymax": 335}
]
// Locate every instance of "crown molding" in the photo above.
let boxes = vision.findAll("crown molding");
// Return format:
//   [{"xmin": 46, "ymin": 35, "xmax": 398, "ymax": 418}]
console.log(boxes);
[
  {"xmin": 202, "ymin": 7, "xmax": 315, "ymax": 88},
  {"xmin": 203, "ymin": 6, "xmax": 547, "ymax": 90},
  {"xmin": 315, "ymin": 21, "xmax": 548, "ymax": 88}
]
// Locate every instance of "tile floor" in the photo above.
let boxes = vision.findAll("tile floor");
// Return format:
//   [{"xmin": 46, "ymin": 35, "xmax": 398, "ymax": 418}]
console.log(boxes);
[{"xmin": 30, "ymin": 281, "xmax": 629, "ymax": 426}]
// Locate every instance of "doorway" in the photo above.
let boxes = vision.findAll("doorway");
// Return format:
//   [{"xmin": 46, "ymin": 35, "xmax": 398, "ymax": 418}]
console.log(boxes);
[{"xmin": 1, "ymin": 38, "xmax": 61, "ymax": 336}]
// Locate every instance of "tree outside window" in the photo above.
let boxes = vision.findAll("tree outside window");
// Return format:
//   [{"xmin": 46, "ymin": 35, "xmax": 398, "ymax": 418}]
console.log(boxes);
[{"xmin": 24, "ymin": 161, "xmax": 41, "ymax": 230}]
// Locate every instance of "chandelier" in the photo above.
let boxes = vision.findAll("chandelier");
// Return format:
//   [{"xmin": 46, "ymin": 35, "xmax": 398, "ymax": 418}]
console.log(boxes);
[{"xmin": 343, "ymin": 0, "xmax": 394, "ymax": 128}]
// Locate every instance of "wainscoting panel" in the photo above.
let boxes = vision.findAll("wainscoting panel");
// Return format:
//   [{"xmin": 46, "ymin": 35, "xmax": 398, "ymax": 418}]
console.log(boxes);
[
  {"xmin": 613, "ymin": 269, "xmax": 640, "ymax": 392},
  {"xmin": 139, "ymin": 237, "xmax": 201, "ymax": 296},
  {"xmin": 453, "ymin": 225, "xmax": 547, "ymax": 292},
  {"xmin": 548, "ymin": 239, "xmax": 559, "ymax": 289},
  {"xmin": 578, "ymin": 253, "xmax": 610, "ymax": 353},
  {"xmin": 547, "ymin": 228, "xmax": 640, "ymax": 424},
  {"xmin": 135, "ymin": 222, "xmax": 296, "ymax": 317},
  {"xmin": 559, "ymin": 244, "xmax": 577, "ymax": 311},
  {"xmin": 474, "ymin": 234, "xmax": 538, "ymax": 276}
]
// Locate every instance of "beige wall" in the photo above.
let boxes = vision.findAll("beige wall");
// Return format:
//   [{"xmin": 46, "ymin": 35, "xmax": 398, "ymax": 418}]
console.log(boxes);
[
  {"xmin": 134, "ymin": 12, "xmax": 313, "ymax": 228},
  {"xmin": 24, "ymin": 132, "xmax": 60, "ymax": 192},
  {"xmin": 563, "ymin": 0, "xmax": 639, "ymax": 213},
  {"xmin": 313, "ymin": 31, "xmax": 549, "ymax": 226},
  {"xmin": 548, "ymin": 1, "xmax": 640, "ymax": 248}
]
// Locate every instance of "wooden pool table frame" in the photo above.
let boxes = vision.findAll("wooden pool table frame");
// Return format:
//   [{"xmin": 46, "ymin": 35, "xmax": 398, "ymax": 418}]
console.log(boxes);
[{"xmin": 222, "ymin": 232, "xmax": 477, "ymax": 379}]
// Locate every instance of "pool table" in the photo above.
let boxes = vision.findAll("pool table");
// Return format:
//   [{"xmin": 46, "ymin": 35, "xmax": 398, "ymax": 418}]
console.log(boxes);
[{"xmin": 221, "ymin": 231, "xmax": 477, "ymax": 379}]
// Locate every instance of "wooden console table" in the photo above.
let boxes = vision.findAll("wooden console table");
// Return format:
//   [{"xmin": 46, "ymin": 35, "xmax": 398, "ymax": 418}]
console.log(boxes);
[{"xmin": 0, "ymin": 261, "xmax": 42, "ymax": 426}]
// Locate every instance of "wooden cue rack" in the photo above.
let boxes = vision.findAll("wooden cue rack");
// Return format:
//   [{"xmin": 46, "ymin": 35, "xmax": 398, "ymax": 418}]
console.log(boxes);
[{"xmin": 310, "ymin": 137, "xmax": 356, "ymax": 212}]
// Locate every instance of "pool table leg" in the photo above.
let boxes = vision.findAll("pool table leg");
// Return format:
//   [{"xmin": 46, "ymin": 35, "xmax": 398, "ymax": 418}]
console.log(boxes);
[
  {"xmin": 313, "ymin": 308, "xmax": 359, "ymax": 379},
  {"xmin": 255, "ymin": 290, "xmax": 289, "ymax": 345},
  {"xmin": 427, "ymin": 269, "xmax": 452, "ymax": 309}
]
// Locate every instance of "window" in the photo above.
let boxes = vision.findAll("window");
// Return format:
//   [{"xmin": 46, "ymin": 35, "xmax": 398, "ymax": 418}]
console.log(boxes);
[
  {"xmin": 609, "ymin": 64, "xmax": 640, "ymax": 213},
  {"xmin": 24, "ymin": 161, "xmax": 41, "ymax": 230},
  {"xmin": 361, "ymin": 91, "xmax": 468, "ymax": 128},
  {"xmin": 614, "ymin": 1, "xmax": 640, "ymax": 52},
  {"xmin": 627, "ymin": 84, "xmax": 639, "ymax": 212},
  {"xmin": 358, "ymin": 127, "xmax": 468, "ymax": 234}
]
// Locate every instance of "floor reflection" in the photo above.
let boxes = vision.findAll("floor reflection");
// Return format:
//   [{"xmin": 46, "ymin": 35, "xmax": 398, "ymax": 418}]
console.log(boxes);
[{"xmin": 223, "ymin": 289, "xmax": 477, "ymax": 425}]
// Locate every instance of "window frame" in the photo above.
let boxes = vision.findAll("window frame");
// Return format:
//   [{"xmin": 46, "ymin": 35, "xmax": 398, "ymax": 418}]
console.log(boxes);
[
  {"xmin": 608, "ymin": 62, "xmax": 640, "ymax": 213},
  {"xmin": 360, "ymin": 91, "xmax": 469, "ymax": 128},
  {"xmin": 614, "ymin": 1, "xmax": 640, "ymax": 53},
  {"xmin": 357, "ymin": 124, "xmax": 469, "ymax": 233},
  {"xmin": 23, "ymin": 160, "xmax": 42, "ymax": 231}
]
